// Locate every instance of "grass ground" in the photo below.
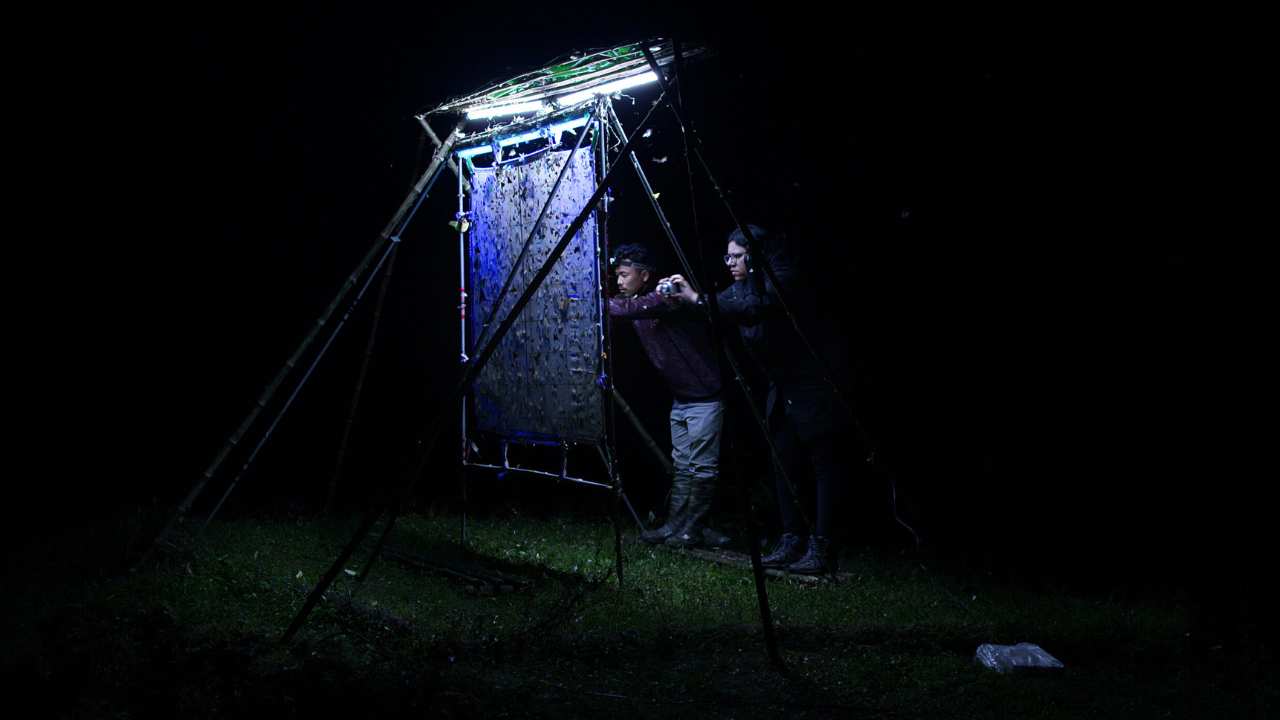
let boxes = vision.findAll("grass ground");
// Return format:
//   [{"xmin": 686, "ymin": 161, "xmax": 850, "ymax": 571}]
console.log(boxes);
[{"xmin": 5, "ymin": 508, "xmax": 1275, "ymax": 718}]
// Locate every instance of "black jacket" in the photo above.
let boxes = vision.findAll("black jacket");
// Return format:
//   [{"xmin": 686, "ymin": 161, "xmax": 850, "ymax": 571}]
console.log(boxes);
[{"xmin": 715, "ymin": 254, "xmax": 825, "ymax": 386}]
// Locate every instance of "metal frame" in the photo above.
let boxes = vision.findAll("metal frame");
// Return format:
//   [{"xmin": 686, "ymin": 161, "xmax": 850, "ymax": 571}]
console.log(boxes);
[
  {"xmin": 274, "ymin": 40, "xmax": 882, "ymax": 674},
  {"xmin": 451, "ymin": 102, "xmax": 639, "ymax": 546},
  {"xmin": 426, "ymin": 39, "xmax": 698, "ymax": 119}
]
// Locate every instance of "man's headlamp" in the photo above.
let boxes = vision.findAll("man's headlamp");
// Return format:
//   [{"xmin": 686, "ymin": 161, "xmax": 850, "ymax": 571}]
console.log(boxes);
[{"xmin": 610, "ymin": 256, "xmax": 652, "ymax": 272}]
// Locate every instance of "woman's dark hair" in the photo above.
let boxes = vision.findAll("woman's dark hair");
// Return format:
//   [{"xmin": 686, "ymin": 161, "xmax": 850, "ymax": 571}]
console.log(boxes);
[{"xmin": 726, "ymin": 224, "xmax": 787, "ymax": 260}]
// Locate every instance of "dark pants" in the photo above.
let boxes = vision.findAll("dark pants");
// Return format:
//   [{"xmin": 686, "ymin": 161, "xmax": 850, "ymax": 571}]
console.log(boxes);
[{"xmin": 768, "ymin": 381, "xmax": 840, "ymax": 538}]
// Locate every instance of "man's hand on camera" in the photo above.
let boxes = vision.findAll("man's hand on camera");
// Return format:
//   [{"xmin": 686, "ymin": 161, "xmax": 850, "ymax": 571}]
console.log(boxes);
[
  {"xmin": 655, "ymin": 277, "xmax": 676, "ymax": 301},
  {"xmin": 664, "ymin": 275, "xmax": 699, "ymax": 304}
]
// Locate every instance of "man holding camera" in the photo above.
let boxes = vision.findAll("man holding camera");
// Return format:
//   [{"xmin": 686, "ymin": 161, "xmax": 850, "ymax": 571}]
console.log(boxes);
[
  {"xmin": 608, "ymin": 243, "xmax": 729, "ymax": 549},
  {"xmin": 663, "ymin": 225, "xmax": 842, "ymax": 575}
]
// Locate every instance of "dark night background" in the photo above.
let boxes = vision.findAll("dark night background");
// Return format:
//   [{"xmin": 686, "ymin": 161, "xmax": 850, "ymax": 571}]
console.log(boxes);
[{"xmin": 14, "ymin": 5, "xmax": 1262, "ymax": 630}]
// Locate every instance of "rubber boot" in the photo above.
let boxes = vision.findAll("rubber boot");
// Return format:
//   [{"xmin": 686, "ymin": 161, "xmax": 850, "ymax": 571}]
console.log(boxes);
[
  {"xmin": 664, "ymin": 488, "xmax": 711, "ymax": 548},
  {"xmin": 640, "ymin": 487, "xmax": 688, "ymax": 545}
]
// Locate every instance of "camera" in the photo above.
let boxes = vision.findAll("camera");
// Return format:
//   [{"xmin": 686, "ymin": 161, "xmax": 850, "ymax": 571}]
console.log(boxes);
[{"xmin": 657, "ymin": 279, "xmax": 679, "ymax": 296}]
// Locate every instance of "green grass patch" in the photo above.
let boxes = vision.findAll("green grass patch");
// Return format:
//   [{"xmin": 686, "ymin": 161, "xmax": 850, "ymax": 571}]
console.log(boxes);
[{"xmin": 7, "ymin": 511, "xmax": 1275, "ymax": 718}]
